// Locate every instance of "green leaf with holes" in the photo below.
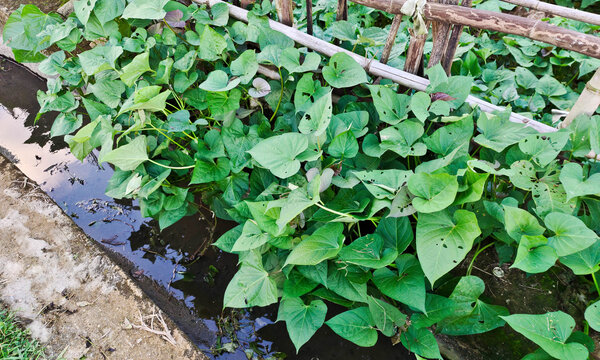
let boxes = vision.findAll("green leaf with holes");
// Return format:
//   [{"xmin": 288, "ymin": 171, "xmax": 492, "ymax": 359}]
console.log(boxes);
[
  {"xmin": 416, "ymin": 210, "xmax": 480, "ymax": 286},
  {"xmin": 439, "ymin": 276, "xmax": 509, "ymax": 335},
  {"xmin": 368, "ymin": 85, "xmax": 410, "ymax": 125},
  {"xmin": 519, "ymin": 130, "xmax": 570, "ymax": 167},
  {"xmin": 501, "ymin": 312, "xmax": 588, "ymax": 360},
  {"xmin": 322, "ymin": 52, "xmax": 368, "ymax": 88},
  {"xmin": 585, "ymin": 301, "xmax": 600, "ymax": 332},
  {"xmin": 298, "ymin": 90, "xmax": 332, "ymax": 136}
]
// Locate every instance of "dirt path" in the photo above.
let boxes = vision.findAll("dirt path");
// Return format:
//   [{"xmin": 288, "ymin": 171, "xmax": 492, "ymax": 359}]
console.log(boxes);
[{"xmin": 0, "ymin": 154, "xmax": 207, "ymax": 359}]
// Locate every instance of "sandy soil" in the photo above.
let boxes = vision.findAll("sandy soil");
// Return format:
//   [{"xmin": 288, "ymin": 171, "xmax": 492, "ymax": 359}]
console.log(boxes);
[{"xmin": 0, "ymin": 154, "xmax": 206, "ymax": 360}]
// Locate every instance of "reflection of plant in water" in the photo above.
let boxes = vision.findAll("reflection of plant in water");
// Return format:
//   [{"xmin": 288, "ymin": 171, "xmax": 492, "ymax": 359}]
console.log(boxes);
[
  {"xmin": 211, "ymin": 309, "xmax": 286, "ymax": 359},
  {"xmin": 213, "ymin": 309, "xmax": 242, "ymax": 356}
]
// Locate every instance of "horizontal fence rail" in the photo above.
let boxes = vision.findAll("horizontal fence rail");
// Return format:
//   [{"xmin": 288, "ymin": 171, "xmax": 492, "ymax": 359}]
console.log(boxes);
[{"xmin": 501, "ymin": 0, "xmax": 600, "ymax": 26}]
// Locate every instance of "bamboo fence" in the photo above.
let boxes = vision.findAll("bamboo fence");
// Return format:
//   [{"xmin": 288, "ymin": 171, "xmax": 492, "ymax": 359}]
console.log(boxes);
[
  {"xmin": 196, "ymin": 0, "xmax": 561, "ymax": 133},
  {"xmin": 195, "ymin": 0, "xmax": 600, "ymax": 147}
]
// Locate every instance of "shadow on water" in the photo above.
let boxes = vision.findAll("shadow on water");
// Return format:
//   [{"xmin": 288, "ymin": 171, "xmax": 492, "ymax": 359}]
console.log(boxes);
[{"xmin": 0, "ymin": 56, "xmax": 412, "ymax": 360}]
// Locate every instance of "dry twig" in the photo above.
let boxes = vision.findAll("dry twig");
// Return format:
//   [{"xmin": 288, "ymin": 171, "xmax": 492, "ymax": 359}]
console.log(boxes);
[{"xmin": 130, "ymin": 308, "xmax": 177, "ymax": 346}]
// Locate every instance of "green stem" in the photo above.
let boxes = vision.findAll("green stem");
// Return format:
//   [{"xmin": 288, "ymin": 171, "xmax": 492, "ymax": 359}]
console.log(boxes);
[
  {"xmin": 523, "ymin": 191, "xmax": 530, "ymax": 203},
  {"xmin": 566, "ymin": 70, "xmax": 580, "ymax": 86},
  {"xmin": 148, "ymin": 123, "xmax": 187, "ymax": 151},
  {"xmin": 592, "ymin": 272, "xmax": 600, "ymax": 299},
  {"xmin": 269, "ymin": 68, "xmax": 284, "ymax": 122},
  {"xmin": 148, "ymin": 159, "xmax": 195, "ymax": 170},
  {"xmin": 466, "ymin": 242, "xmax": 495, "ymax": 276},
  {"xmin": 315, "ymin": 202, "xmax": 356, "ymax": 220},
  {"xmin": 163, "ymin": 20, "xmax": 192, "ymax": 46}
]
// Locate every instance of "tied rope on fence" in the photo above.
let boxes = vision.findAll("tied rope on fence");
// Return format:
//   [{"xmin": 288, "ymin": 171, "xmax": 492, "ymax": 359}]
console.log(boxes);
[{"xmin": 399, "ymin": 0, "xmax": 428, "ymax": 35}]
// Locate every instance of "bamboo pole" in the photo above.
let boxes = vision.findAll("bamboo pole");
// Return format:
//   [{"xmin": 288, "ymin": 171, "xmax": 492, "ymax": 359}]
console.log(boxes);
[
  {"xmin": 502, "ymin": 0, "xmax": 600, "ymax": 27},
  {"xmin": 380, "ymin": 14, "xmax": 403, "ymax": 64},
  {"xmin": 194, "ymin": 0, "xmax": 556, "ymax": 133},
  {"xmin": 350, "ymin": 0, "xmax": 600, "ymax": 59},
  {"xmin": 306, "ymin": 0, "xmax": 314, "ymax": 35},
  {"xmin": 560, "ymin": 67, "xmax": 600, "ymax": 128},
  {"xmin": 275, "ymin": 0, "xmax": 294, "ymax": 26},
  {"xmin": 441, "ymin": 0, "xmax": 472, "ymax": 74},
  {"xmin": 559, "ymin": 67, "xmax": 600, "ymax": 160}
]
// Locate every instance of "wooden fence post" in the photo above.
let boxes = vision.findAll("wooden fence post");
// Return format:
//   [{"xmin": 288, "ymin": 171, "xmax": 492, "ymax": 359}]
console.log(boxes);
[
  {"xmin": 403, "ymin": 26, "xmax": 429, "ymax": 76},
  {"xmin": 337, "ymin": 0, "xmax": 348, "ymax": 20},
  {"xmin": 275, "ymin": 0, "xmax": 294, "ymax": 26}
]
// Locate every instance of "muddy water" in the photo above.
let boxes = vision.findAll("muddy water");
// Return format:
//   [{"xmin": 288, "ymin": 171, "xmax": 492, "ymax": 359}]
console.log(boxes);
[{"xmin": 0, "ymin": 56, "xmax": 412, "ymax": 359}]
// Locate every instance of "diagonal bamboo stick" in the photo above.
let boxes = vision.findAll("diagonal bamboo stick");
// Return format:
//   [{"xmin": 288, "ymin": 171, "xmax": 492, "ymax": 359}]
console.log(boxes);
[
  {"xmin": 560, "ymin": 67, "xmax": 600, "ymax": 129},
  {"xmin": 380, "ymin": 14, "xmax": 403, "ymax": 64},
  {"xmin": 428, "ymin": 0, "xmax": 457, "ymax": 70},
  {"xmin": 194, "ymin": 0, "xmax": 556, "ymax": 133},
  {"xmin": 502, "ymin": 0, "xmax": 600, "ymax": 27},
  {"xmin": 349, "ymin": 0, "xmax": 600, "ymax": 59},
  {"xmin": 558, "ymin": 67, "xmax": 600, "ymax": 160},
  {"xmin": 441, "ymin": 0, "xmax": 472, "ymax": 74}
]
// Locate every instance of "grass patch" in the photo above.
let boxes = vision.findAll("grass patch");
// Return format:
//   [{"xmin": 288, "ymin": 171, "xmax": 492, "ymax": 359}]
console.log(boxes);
[{"xmin": 0, "ymin": 309, "xmax": 45, "ymax": 359}]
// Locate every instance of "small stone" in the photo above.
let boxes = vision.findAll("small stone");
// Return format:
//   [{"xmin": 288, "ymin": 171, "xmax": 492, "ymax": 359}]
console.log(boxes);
[{"xmin": 492, "ymin": 266, "xmax": 504, "ymax": 278}]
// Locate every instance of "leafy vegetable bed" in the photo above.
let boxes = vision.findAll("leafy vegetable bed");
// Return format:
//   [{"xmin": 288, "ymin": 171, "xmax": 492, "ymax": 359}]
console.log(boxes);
[{"xmin": 4, "ymin": 1, "xmax": 600, "ymax": 359}]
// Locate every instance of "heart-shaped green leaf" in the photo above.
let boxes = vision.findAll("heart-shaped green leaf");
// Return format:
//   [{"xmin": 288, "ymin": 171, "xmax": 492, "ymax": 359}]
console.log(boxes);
[
  {"xmin": 247, "ymin": 133, "xmax": 308, "ymax": 179},
  {"xmin": 502, "ymin": 312, "xmax": 588, "ymax": 360},
  {"xmin": 408, "ymin": 173, "xmax": 458, "ymax": 213},
  {"xmin": 322, "ymin": 52, "xmax": 367, "ymax": 88},
  {"xmin": 416, "ymin": 210, "xmax": 480, "ymax": 286},
  {"xmin": 277, "ymin": 297, "xmax": 327, "ymax": 353}
]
